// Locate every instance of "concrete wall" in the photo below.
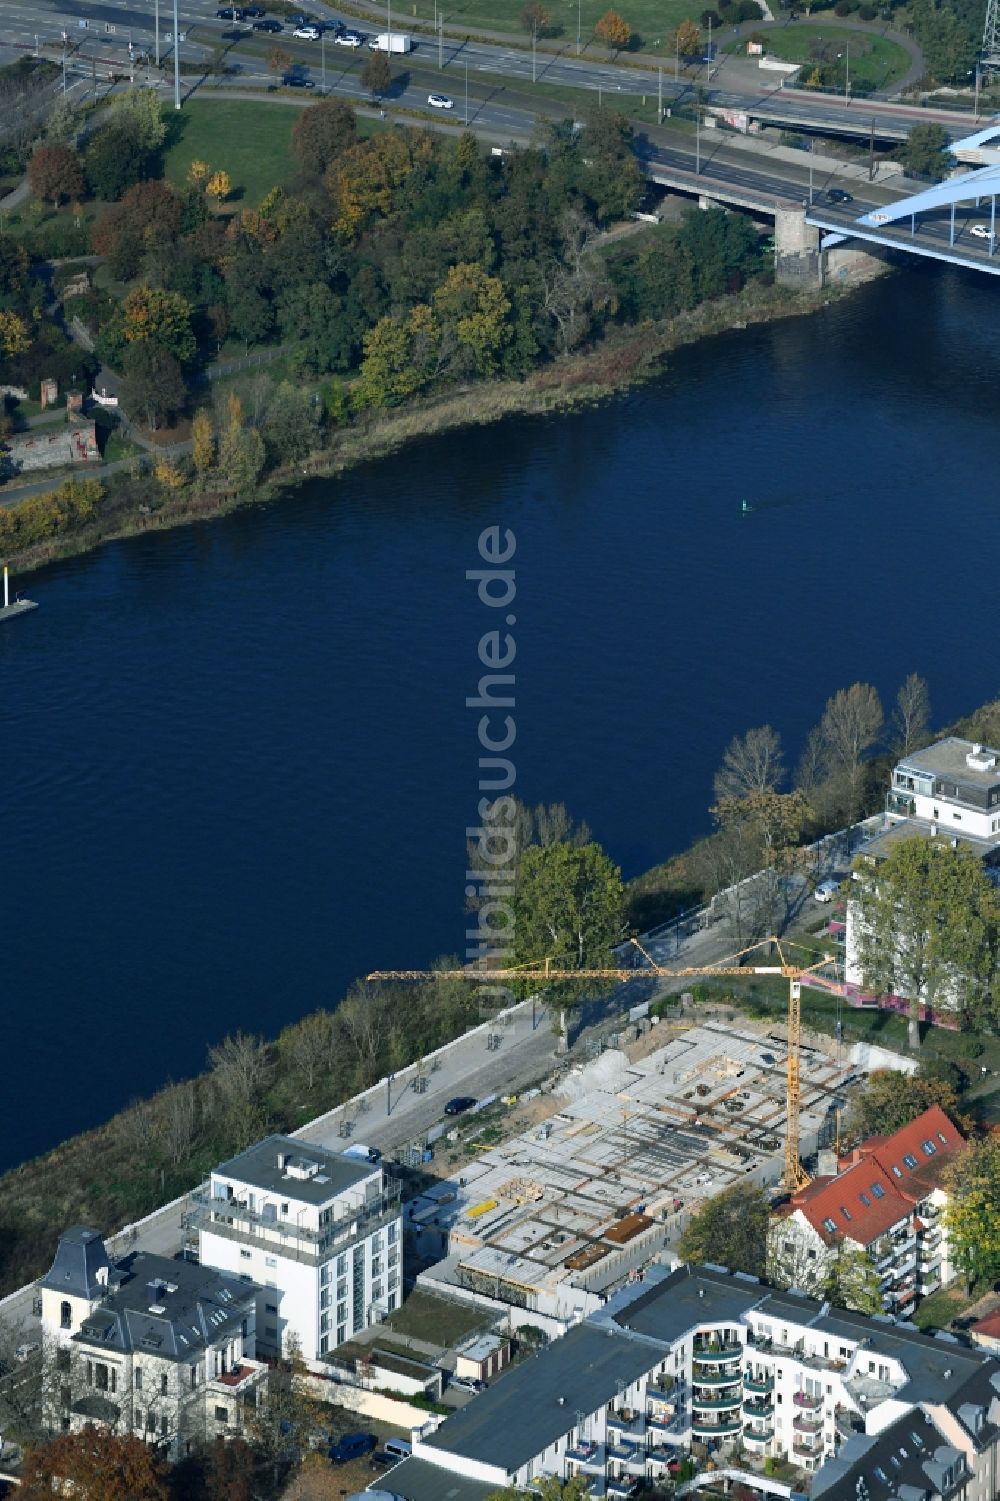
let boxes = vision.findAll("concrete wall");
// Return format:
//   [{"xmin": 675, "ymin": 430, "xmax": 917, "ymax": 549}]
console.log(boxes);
[
  {"xmin": 775, "ymin": 207, "xmax": 821, "ymax": 288},
  {"xmin": 303, "ymin": 1371, "xmax": 431, "ymax": 1431}
]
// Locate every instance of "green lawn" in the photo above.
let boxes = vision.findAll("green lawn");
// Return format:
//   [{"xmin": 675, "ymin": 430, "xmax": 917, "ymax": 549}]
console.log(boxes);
[
  {"xmin": 723, "ymin": 24, "xmax": 912, "ymax": 89},
  {"xmin": 161, "ymin": 97, "xmax": 302, "ymax": 205},
  {"xmin": 910, "ymin": 1284, "xmax": 976, "ymax": 1332},
  {"xmin": 417, "ymin": 0, "xmax": 699, "ymax": 56}
]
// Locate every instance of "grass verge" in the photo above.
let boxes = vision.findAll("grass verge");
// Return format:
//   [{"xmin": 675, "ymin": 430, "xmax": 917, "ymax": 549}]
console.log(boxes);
[{"xmin": 161, "ymin": 96, "xmax": 301, "ymax": 204}]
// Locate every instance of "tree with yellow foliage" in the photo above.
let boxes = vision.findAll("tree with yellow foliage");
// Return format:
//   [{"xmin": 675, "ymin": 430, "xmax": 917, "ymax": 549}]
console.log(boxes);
[
  {"xmin": 154, "ymin": 457, "xmax": 186, "ymax": 492},
  {"xmin": 187, "ymin": 159, "xmax": 210, "ymax": 186},
  {"xmin": 205, "ymin": 169, "xmax": 232, "ymax": 206},
  {"xmin": 595, "ymin": 7, "xmax": 632, "ymax": 50},
  {"xmin": 0, "ymin": 310, "xmax": 30, "ymax": 358},
  {"xmin": 192, "ymin": 409, "xmax": 216, "ymax": 479}
]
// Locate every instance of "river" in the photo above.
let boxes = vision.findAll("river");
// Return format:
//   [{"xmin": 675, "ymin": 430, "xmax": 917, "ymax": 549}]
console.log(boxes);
[{"xmin": 3, "ymin": 264, "xmax": 999, "ymax": 1173}]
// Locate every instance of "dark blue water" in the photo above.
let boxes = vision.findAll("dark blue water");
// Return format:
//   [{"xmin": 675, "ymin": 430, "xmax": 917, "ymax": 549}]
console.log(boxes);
[{"xmin": 4, "ymin": 265, "xmax": 999, "ymax": 1172}]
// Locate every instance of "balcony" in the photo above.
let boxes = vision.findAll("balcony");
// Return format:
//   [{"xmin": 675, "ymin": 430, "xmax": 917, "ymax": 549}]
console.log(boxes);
[
  {"xmin": 608, "ymin": 1482, "xmax": 634, "ymax": 1500},
  {"xmin": 607, "ymin": 1412, "xmax": 646, "ymax": 1441},
  {"xmin": 692, "ymin": 1394, "xmax": 742, "ymax": 1412},
  {"xmin": 186, "ymin": 1181, "xmax": 402, "ymax": 1265},
  {"xmin": 744, "ymin": 1399, "xmax": 773, "ymax": 1420},
  {"xmin": 744, "ymin": 1373, "xmax": 774, "ymax": 1395},
  {"xmin": 793, "ymin": 1392, "xmax": 822, "ymax": 1411},
  {"xmin": 693, "ymin": 1417, "xmax": 742, "ymax": 1438},
  {"xmin": 693, "ymin": 1342, "xmax": 742, "ymax": 1364},
  {"xmin": 793, "ymin": 1415, "xmax": 823, "ymax": 1435},
  {"xmin": 566, "ymin": 1443, "xmax": 604, "ymax": 1471},
  {"xmin": 744, "ymin": 1425, "xmax": 774, "ymax": 1446},
  {"xmin": 793, "ymin": 1435, "xmax": 822, "ymax": 1458},
  {"xmin": 692, "ymin": 1370, "xmax": 742, "ymax": 1389},
  {"xmin": 607, "ymin": 1441, "xmax": 641, "ymax": 1465},
  {"xmin": 648, "ymin": 1447, "xmax": 679, "ymax": 1469},
  {"xmin": 209, "ymin": 1359, "xmax": 266, "ymax": 1393},
  {"xmin": 647, "ymin": 1413, "xmax": 678, "ymax": 1436}
]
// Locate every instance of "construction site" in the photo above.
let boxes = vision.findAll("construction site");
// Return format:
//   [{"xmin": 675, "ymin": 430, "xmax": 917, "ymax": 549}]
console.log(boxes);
[{"xmin": 410, "ymin": 1021, "xmax": 859, "ymax": 1330}]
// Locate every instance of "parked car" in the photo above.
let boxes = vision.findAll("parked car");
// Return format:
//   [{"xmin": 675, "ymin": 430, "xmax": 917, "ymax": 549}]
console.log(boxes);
[
  {"xmin": 827, "ymin": 187, "xmax": 853, "ymax": 204},
  {"xmin": 216, "ymin": 6, "xmax": 243, "ymax": 16},
  {"xmin": 970, "ymin": 223, "xmax": 996, "ymax": 239},
  {"xmin": 335, "ymin": 30, "xmax": 364, "ymax": 45},
  {"xmin": 253, "ymin": 17, "xmax": 283, "ymax": 30},
  {"xmin": 444, "ymin": 1095, "xmax": 476, "ymax": 1115},
  {"xmin": 428, "ymin": 92, "xmax": 454, "ymax": 109},
  {"xmin": 383, "ymin": 1438, "xmax": 412, "ymax": 1460},
  {"xmin": 293, "ymin": 24, "xmax": 321, "ymax": 38},
  {"xmin": 329, "ymin": 1432, "xmax": 377, "ymax": 1464},
  {"xmin": 450, "ymin": 1375, "xmax": 484, "ymax": 1393},
  {"xmin": 242, "ymin": 5, "xmax": 265, "ymax": 14},
  {"xmin": 814, "ymin": 878, "xmax": 840, "ymax": 903},
  {"xmin": 282, "ymin": 73, "xmax": 315, "ymax": 86}
]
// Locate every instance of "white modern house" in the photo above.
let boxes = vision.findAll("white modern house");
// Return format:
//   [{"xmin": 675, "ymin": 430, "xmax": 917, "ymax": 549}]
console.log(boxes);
[
  {"xmin": 38, "ymin": 1226, "xmax": 264, "ymax": 1461},
  {"xmin": 397, "ymin": 1262, "xmax": 1000, "ymax": 1501},
  {"xmin": 768, "ymin": 1105, "xmax": 963, "ymax": 1316},
  {"xmin": 188, "ymin": 1135, "xmax": 402, "ymax": 1361}
]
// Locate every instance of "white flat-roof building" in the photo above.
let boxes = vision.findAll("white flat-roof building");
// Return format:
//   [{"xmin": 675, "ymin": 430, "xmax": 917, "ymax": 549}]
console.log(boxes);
[{"xmin": 188, "ymin": 1135, "xmax": 402, "ymax": 1361}]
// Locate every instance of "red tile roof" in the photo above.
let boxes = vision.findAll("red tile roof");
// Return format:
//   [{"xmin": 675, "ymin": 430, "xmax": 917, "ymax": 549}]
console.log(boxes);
[{"xmin": 790, "ymin": 1105, "xmax": 964, "ymax": 1248}]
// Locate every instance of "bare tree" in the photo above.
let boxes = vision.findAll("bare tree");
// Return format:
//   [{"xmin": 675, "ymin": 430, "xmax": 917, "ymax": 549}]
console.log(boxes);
[
  {"xmin": 335, "ymin": 986, "xmax": 393, "ymax": 1087},
  {"xmin": 893, "ymin": 672, "xmax": 931, "ymax": 756},
  {"xmin": 818, "ymin": 682, "xmax": 884, "ymax": 821},
  {"xmin": 794, "ymin": 722, "xmax": 827, "ymax": 796},
  {"xmin": 280, "ymin": 1011, "xmax": 337, "ymax": 1094},
  {"xmin": 208, "ymin": 1031, "xmax": 271, "ymax": 1103},
  {"xmin": 713, "ymin": 725, "xmax": 785, "ymax": 804},
  {"xmin": 158, "ymin": 1079, "xmax": 199, "ymax": 1168}
]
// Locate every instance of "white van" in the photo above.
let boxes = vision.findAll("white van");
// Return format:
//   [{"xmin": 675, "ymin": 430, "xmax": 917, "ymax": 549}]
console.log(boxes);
[
  {"xmin": 383, "ymin": 1438, "xmax": 412, "ymax": 1461},
  {"xmin": 814, "ymin": 878, "xmax": 840, "ymax": 903}
]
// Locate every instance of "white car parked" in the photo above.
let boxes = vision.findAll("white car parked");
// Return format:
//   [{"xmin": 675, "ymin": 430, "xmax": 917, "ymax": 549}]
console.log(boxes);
[
  {"xmin": 293, "ymin": 24, "xmax": 320, "ymax": 37},
  {"xmin": 814, "ymin": 878, "xmax": 840, "ymax": 904},
  {"xmin": 335, "ymin": 30, "xmax": 364, "ymax": 45},
  {"xmin": 428, "ymin": 92, "xmax": 454, "ymax": 109}
]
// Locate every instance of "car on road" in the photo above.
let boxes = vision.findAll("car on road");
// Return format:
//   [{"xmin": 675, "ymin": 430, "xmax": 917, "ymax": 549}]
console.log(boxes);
[
  {"xmin": 826, "ymin": 188, "xmax": 853, "ymax": 204},
  {"xmin": 253, "ymin": 17, "xmax": 283, "ymax": 30},
  {"xmin": 282, "ymin": 73, "xmax": 315, "ymax": 86},
  {"xmin": 450, "ymin": 1375, "xmax": 484, "ymax": 1393},
  {"xmin": 428, "ymin": 92, "xmax": 454, "ymax": 109},
  {"xmin": 814, "ymin": 878, "xmax": 840, "ymax": 903},
  {"xmin": 335, "ymin": 29, "xmax": 364, "ymax": 45},
  {"xmin": 329, "ymin": 1432, "xmax": 377, "ymax": 1464},
  {"xmin": 216, "ymin": 6, "xmax": 244, "ymax": 16},
  {"xmin": 444, "ymin": 1095, "xmax": 477, "ymax": 1115},
  {"xmin": 970, "ymin": 223, "xmax": 997, "ymax": 240},
  {"xmin": 293, "ymin": 24, "xmax": 321, "ymax": 38}
]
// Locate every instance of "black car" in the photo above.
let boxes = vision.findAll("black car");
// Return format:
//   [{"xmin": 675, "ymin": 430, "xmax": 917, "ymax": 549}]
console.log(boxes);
[
  {"xmin": 827, "ymin": 187, "xmax": 853, "ymax": 204},
  {"xmin": 216, "ymin": 6, "xmax": 244, "ymax": 16},
  {"xmin": 329, "ymin": 1433, "xmax": 377, "ymax": 1464},
  {"xmin": 444, "ymin": 1095, "xmax": 477, "ymax": 1116},
  {"xmin": 253, "ymin": 17, "xmax": 283, "ymax": 30},
  {"xmin": 282, "ymin": 73, "xmax": 315, "ymax": 85}
]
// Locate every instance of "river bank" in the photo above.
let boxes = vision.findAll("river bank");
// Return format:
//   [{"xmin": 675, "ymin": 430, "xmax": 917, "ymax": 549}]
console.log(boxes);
[{"xmin": 3, "ymin": 277, "xmax": 846, "ymax": 579}]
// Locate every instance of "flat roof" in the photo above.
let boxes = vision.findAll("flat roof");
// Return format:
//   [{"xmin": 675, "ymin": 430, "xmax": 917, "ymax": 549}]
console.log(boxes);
[
  {"xmin": 421, "ymin": 1321, "xmax": 666, "ymax": 1473},
  {"xmin": 366, "ymin": 1457, "xmax": 498, "ymax": 1501},
  {"xmin": 900, "ymin": 736, "xmax": 1000, "ymax": 788},
  {"xmin": 214, "ymin": 1134, "xmax": 377, "ymax": 1204}
]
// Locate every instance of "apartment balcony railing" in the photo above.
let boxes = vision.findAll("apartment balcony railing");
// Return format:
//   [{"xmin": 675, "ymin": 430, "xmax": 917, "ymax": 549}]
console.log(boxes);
[
  {"xmin": 607, "ymin": 1412, "xmax": 646, "ymax": 1440},
  {"xmin": 744, "ymin": 1425, "xmax": 774, "ymax": 1445},
  {"xmin": 692, "ymin": 1394, "xmax": 742, "ymax": 1412},
  {"xmin": 744, "ymin": 1373, "xmax": 774, "ymax": 1395},
  {"xmin": 608, "ymin": 1481, "xmax": 634, "ymax": 1499},
  {"xmin": 793, "ymin": 1435, "xmax": 822, "ymax": 1458},
  {"xmin": 565, "ymin": 1443, "xmax": 604, "ymax": 1471},
  {"xmin": 693, "ymin": 1343, "xmax": 742, "ymax": 1364},
  {"xmin": 692, "ymin": 1370, "xmax": 742, "ymax": 1389},
  {"xmin": 793, "ymin": 1392, "xmax": 822, "ymax": 1411},
  {"xmin": 743, "ymin": 1399, "xmax": 773, "ymax": 1420},
  {"xmin": 606, "ymin": 1441, "xmax": 641, "ymax": 1464},
  {"xmin": 753, "ymin": 1337, "xmax": 844, "ymax": 1374},
  {"xmin": 185, "ymin": 1182, "xmax": 402, "ymax": 1263},
  {"xmin": 692, "ymin": 1417, "xmax": 742, "ymax": 1438},
  {"xmin": 793, "ymin": 1415, "xmax": 823, "ymax": 1434}
]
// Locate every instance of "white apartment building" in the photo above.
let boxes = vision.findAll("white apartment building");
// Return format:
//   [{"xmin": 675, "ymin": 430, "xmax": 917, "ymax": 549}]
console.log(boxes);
[
  {"xmin": 189, "ymin": 1135, "xmax": 402, "ymax": 1361},
  {"xmin": 768, "ymin": 1105, "xmax": 963, "ymax": 1316},
  {"xmin": 38, "ymin": 1226, "xmax": 264, "ymax": 1462},
  {"xmin": 402, "ymin": 1263, "xmax": 1000, "ymax": 1500}
]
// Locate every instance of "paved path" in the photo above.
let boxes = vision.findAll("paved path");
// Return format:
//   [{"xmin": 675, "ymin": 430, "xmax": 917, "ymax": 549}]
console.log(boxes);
[{"xmin": 720, "ymin": 14, "xmax": 925, "ymax": 95}]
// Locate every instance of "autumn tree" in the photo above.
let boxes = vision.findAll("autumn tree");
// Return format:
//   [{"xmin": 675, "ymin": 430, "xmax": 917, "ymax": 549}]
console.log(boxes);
[
  {"xmin": 844, "ymin": 1068, "xmax": 966, "ymax": 1145},
  {"xmin": 269, "ymin": 45, "xmax": 294, "ymax": 76},
  {"xmin": 512, "ymin": 840, "xmax": 624, "ymax": 1046},
  {"xmin": 595, "ymin": 7, "xmax": 632, "ymax": 50},
  {"xmin": 851, "ymin": 837, "xmax": 1000, "ymax": 1047},
  {"xmin": 216, "ymin": 397, "xmax": 266, "ymax": 500},
  {"xmin": 114, "ymin": 286, "xmax": 197, "ymax": 367},
  {"xmin": 208, "ymin": 1029, "xmax": 272, "ymax": 1147},
  {"xmin": 672, "ymin": 17, "xmax": 702, "ymax": 58},
  {"xmin": 824, "ymin": 1245, "xmax": 884, "ymax": 1315},
  {"xmin": 206, "ymin": 169, "xmax": 232, "ymax": 206},
  {"xmin": 110, "ymin": 87, "xmax": 167, "ymax": 153},
  {"xmin": 521, "ymin": 1, "xmax": 552, "ymax": 33},
  {"xmin": 279, "ymin": 1010, "xmax": 338, "ymax": 1094},
  {"xmin": 187, "ymin": 158, "xmax": 211, "ymax": 187},
  {"xmin": 433, "ymin": 261, "xmax": 512, "ymax": 377},
  {"xmin": 362, "ymin": 50, "xmax": 392, "ymax": 99},
  {"xmin": 28, "ymin": 142, "xmax": 84, "ymax": 204},
  {"xmin": 944, "ymin": 1136, "xmax": 1000, "ymax": 1289},
  {"xmin": 192, "ymin": 409, "xmax": 216, "ymax": 479},
  {"xmin": 19, "ymin": 1425, "xmax": 169, "ymax": 1501},
  {"xmin": 714, "ymin": 724, "xmax": 785, "ymax": 803},
  {"xmin": 893, "ymin": 672, "xmax": 931, "ymax": 756},
  {"xmin": 0, "ymin": 310, "xmax": 30, "ymax": 357},
  {"xmin": 246, "ymin": 1338, "xmax": 319, "ymax": 1490},
  {"xmin": 290, "ymin": 100, "xmax": 358, "ymax": 176},
  {"xmin": 677, "ymin": 1182, "xmax": 768, "ymax": 1277},
  {"xmin": 712, "ymin": 788, "xmax": 810, "ymax": 933}
]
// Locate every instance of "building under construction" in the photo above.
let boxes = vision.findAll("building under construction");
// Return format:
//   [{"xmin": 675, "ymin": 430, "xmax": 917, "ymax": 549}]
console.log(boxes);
[{"xmin": 411, "ymin": 1023, "xmax": 857, "ymax": 1328}]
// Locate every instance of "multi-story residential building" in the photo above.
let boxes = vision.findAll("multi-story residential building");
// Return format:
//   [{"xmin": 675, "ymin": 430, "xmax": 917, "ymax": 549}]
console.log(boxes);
[
  {"xmin": 398, "ymin": 1262, "xmax": 1000, "ymax": 1500},
  {"xmin": 768, "ymin": 1105, "xmax": 964, "ymax": 1317},
  {"xmin": 38, "ymin": 1225, "xmax": 264, "ymax": 1462},
  {"xmin": 188, "ymin": 1134, "xmax": 402, "ymax": 1361}
]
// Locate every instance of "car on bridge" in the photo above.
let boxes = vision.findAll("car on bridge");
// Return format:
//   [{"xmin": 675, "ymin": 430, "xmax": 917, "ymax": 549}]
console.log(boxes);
[
  {"xmin": 970, "ymin": 223, "xmax": 997, "ymax": 240},
  {"xmin": 826, "ymin": 188, "xmax": 853, "ymax": 205}
]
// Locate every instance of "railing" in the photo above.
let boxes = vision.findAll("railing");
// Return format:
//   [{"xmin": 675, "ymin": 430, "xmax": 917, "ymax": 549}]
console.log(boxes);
[
  {"xmin": 793, "ymin": 1392, "xmax": 822, "ymax": 1410},
  {"xmin": 744, "ymin": 1373, "xmax": 774, "ymax": 1395},
  {"xmin": 793, "ymin": 1415, "xmax": 823, "ymax": 1434},
  {"xmin": 692, "ymin": 1394, "xmax": 743, "ymax": 1412},
  {"xmin": 693, "ymin": 1343, "xmax": 742, "ymax": 1363},
  {"xmin": 743, "ymin": 1425, "xmax": 774, "ymax": 1444},
  {"xmin": 693, "ymin": 1417, "xmax": 742, "ymax": 1436},
  {"xmin": 744, "ymin": 1399, "xmax": 773, "ymax": 1419},
  {"xmin": 792, "ymin": 1435, "xmax": 822, "ymax": 1457},
  {"xmin": 188, "ymin": 1181, "xmax": 402, "ymax": 1260},
  {"xmin": 692, "ymin": 1371, "xmax": 743, "ymax": 1388}
]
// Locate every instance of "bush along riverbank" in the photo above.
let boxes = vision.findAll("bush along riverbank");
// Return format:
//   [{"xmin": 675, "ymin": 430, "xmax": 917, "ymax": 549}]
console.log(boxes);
[{"xmin": 2, "ymin": 274, "xmax": 836, "ymax": 578}]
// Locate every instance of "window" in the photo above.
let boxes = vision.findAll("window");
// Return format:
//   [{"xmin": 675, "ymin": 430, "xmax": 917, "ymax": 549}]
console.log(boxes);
[
  {"xmin": 321, "ymin": 1313, "xmax": 330, "ymax": 1334},
  {"xmin": 859, "ymin": 1193, "xmax": 870, "ymax": 1207},
  {"xmin": 265, "ymin": 1257, "xmax": 277, "ymax": 1268},
  {"xmin": 321, "ymin": 1262, "xmax": 332, "ymax": 1286},
  {"xmin": 240, "ymin": 1249, "xmax": 251, "ymax": 1260},
  {"xmin": 146, "ymin": 1412, "xmax": 156, "ymax": 1431},
  {"xmin": 922, "ymin": 1140, "xmax": 937, "ymax": 1156},
  {"xmin": 56, "ymin": 1349, "xmax": 71, "ymax": 1373},
  {"xmin": 938, "ymin": 1131, "xmax": 948, "ymax": 1144},
  {"xmin": 901, "ymin": 1153, "xmax": 918, "ymax": 1169},
  {"xmin": 135, "ymin": 1408, "xmax": 144, "ymax": 1428},
  {"xmin": 60, "ymin": 1301, "xmax": 72, "ymax": 1330},
  {"xmin": 266, "ymin": 1325, "xmax": 277, "ymax": 1338},
  {"xmin": 135, "ymin": 1367, "xmax": 143, "ymax": 1390},
  {"xmin": 161, "ymin": 1373, "xmax": 168, "ymax": 1396},
  {"xmin": 337, "ymin": 1324, "xmax": 347, "ymax": 1344},
  {"xmin": 892, "ymin": 1165, "xmax": 902, "ymax": 1178},
  {"xmin": 94, "ymin": 1363, "xmax": 109, "ymax": 1393},
  {"xmin": 388, "ymin": 1222, "xmax": 398, "ymax": 1244},
  {"xmin": 321, "ymin": 1289, "xmax": 330, "ymax": 1310},
  {"xmin": 280, "ymin": 1203, "xmax": 289, "ymax": 1216},
  {"xmin": 265, "ymin": 1303, "xmax": 278, "ymax": 1314},
  {"xmin": 160, "ymin": 1414, "xmax": 168, "ymax": 1437},
  {"xmin": 871, "ymin": 1183, "xmax": 885, "ymax": 1199},
  {"xmin": 190, "ymin": 1365, "xmax": 198, "ymax": 1390},
  {"xmin": 337, "ymin": 1255, "xmax": 347, "ymax": 1276},
  {"xmin": 337, "ymin": 1300, "xmax": 348, "ymax": 1321},
  {"xmin": 823, "ymin": 1218, "xmax": 837, "ymax": 1233},
  {"xmin": 337, "ymin": 1279, "xmax": 347, "ymax": 1299},
  {"xmin": 372, "ymin": 1282, "xmax": 383, "ymax": 1301},
  {"xmin": 320, "ymin": 1335, "xmax": 329, "ymax": 1354},
  {"xmin": 840, "ymin": 1206, "xmax": 852, "ymax": 1222},
  {"xmin": 215, "ymin": 1405, "xmax": 228, "ymax": 1423},
  {"xmin": 60, "ymin": 1385, "xmax": 71, "ymax": 1409}
]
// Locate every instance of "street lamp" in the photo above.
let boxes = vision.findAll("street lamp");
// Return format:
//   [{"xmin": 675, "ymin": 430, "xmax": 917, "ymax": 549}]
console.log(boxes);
[
  {"xmin": 576, "ymin": 0, "xmax": 582, "ymax": 55},
  {"xmin": 172, "ymin": 0, "xmax": 180, "ymax": 107}
]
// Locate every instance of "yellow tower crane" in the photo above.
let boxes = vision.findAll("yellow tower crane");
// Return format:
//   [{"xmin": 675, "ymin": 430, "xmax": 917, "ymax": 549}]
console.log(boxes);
[{"xmin": 367, "ymin": 936, "xmax": 834, "ymax": 1191}]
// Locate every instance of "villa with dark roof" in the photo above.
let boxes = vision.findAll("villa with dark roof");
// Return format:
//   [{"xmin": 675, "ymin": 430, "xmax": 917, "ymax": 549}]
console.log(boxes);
[
  {"xmin": 39, "ymin": 1226, "xmax": 264, "ymax": 1461},
  {"xmin": 768, "ymin": 1106, "xmax": 963, "ymax": 1317}
]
